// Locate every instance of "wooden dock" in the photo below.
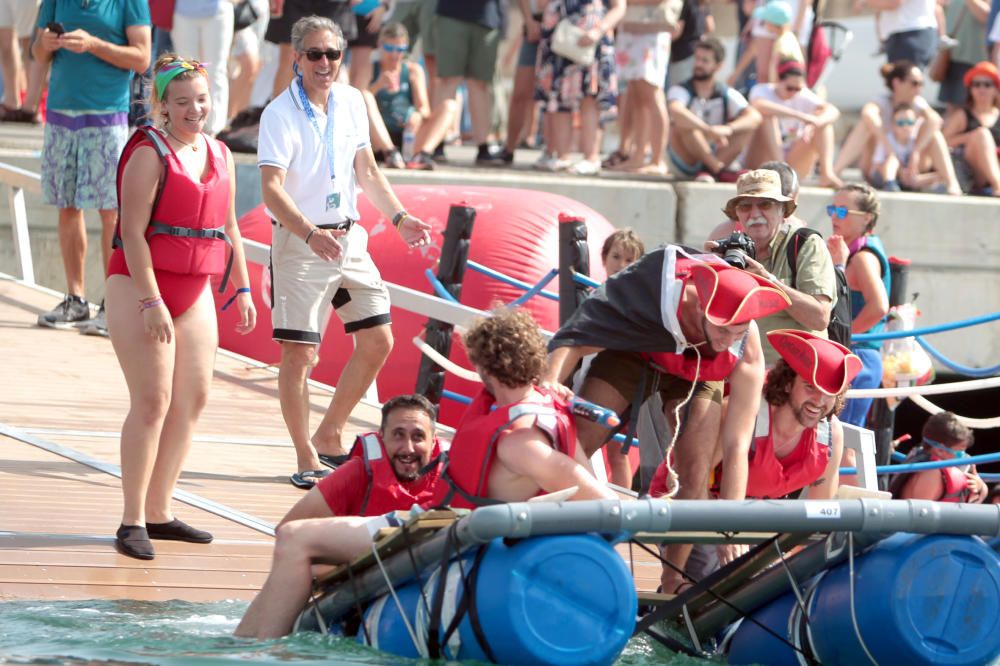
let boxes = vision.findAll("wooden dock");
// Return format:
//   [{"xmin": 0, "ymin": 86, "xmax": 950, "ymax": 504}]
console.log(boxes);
[{"xmin": 0, "ymin": 278, "xmax": 664, "ymax": 603}]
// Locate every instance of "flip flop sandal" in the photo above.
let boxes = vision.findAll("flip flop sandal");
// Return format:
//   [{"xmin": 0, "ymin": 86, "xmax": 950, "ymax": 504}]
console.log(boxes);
[
  {"xmin": 289, "ymin": 469, "xmax": 330, "ymax": 489},
  {"xmin": 601, "ymin": 150, "xmax": 629, "ymax": 169},
  {"xmin": 318, "ymin": 453, "xmax": 352, "ymax": 469}
]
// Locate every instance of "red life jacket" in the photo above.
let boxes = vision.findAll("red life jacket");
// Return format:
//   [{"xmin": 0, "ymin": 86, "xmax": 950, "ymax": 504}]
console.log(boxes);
[
  {"xmin": 639, "ymin": 255, "xmax": 747, "ymax": 382},
  {"xmin": 428, "ymin": 388, "xmax": 578, "ymax": 509},
  {"xmin": 744, "ymin": 405, "xmax": 831, "ymax": 499},
  {"xmin": 939, "ymin": 464, "xmax": 970, "ymax": 503},
  {"xmin": 348, "ymin": 432, "xmax": 444, "ymax": 516},
  {"xmin": 113, "ymin": 126, "xmax": 233, "ymax": 286}
]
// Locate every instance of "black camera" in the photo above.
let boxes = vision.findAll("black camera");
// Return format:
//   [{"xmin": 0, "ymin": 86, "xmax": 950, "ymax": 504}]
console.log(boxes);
[{"xmin": 713, "ymin": 231, "xmax": 756, "ymax": 270}]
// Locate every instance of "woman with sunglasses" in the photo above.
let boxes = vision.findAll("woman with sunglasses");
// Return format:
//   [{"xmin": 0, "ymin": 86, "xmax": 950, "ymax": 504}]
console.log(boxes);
[
  {"xmin": 942, "ymin": 61, "xmax": 1000, "ymax": 196},
  {"xmin": 360, "ymin": 22, "xmax": 435, "ymax": 169},
  {"xmin": 833, "ymin": 60, "xmax": 961, "ymax": 194},
  {"xmin": 107, "ymin": 55, "xmax": 257, "ymax": 559},
  {"xmin": 365, "ymin": 20, "xmax": 453, "ymax": 171},
  {"xmin": 824, "ymin": 183, "xmax": 889, "ymax": 437}
]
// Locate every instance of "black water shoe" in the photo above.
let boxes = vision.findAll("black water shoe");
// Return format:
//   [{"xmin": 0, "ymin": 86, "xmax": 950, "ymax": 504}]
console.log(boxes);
[
  {"xmin": 146, "ymin": 519, "xmax": 214, "ymax": 544},
  {"xmin": 115, "ymin": 524, "xmax": 155, "ymax": 560}
]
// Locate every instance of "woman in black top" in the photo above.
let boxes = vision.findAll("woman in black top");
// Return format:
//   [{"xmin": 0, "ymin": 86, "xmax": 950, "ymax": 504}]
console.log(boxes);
[{"xmin": 942, "ymin": 60, "xmax": 1000, "ymax": 196}]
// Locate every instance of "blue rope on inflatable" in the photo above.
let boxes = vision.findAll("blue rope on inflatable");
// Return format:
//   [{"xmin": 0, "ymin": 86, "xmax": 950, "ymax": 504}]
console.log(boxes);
[
  {"xmin": 840, "ymin": 450, "xmax": 1000, "ymax": 476},
  {"xmin": 442, "ymin": 389, "xmax": 472, "ymax": 405},
  {"xmin": 424, "ymin": 269, "xmax": 459, "ymax": 303},
  {"xmin": 572, "ymin": 271, "xmax": 601, "ymax": 289},
  {"xmin": 852, "ymin": 309, "xmax": 1000, "ymax": 343},
  {"xmin": 508, "ymin": 268, "xmax": 559, "ymax": 307},
  {"xmin": 915, "ymin": 336, "xmax": 1000, "ymax": 378},
  {"xmin": 466, "ymin": 261, "xmax": 559, "ymax": 302}
]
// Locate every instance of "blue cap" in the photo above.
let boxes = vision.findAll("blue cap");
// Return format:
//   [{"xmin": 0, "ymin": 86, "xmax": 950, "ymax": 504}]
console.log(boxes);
[{"xmin": 753, "ymin": 0, "xmax": 793, "ymax": 26}]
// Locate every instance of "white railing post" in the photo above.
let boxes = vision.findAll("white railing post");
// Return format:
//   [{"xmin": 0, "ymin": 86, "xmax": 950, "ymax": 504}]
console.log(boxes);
[{"xmin": 8, "ymin": 184, "xmax": 34, "ymax": 285}]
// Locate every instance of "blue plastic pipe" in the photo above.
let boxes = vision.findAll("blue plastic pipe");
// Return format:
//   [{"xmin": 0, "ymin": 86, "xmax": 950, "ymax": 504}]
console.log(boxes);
[
  {"xmin": 424, "ymin": 269, "xmax": 459, "ymax": 303},
  {"xmin": 508, "ymin": 268, "xmax": 559, "ymax": 307},
  {"xmin": 466, "ymin": 261, "xmax": 559, "ymax": 302},
  {"xmin": 852, "ymin": 309, "xmax": 1000, "ymax": 343},
  {"xmin": 840, "ymin": 450, "xmax": 1000, "ymax": 476},
  {"xmin": 441, "ymin": 389, "xmax": 620, "ymax": 427},
  {"xmin": 572, "ymin": 272, "xmax": 601, "ymax": 289},
  {"xmin": 915, "ymin": 336, "xmax": 1000, "ymax": 378}
]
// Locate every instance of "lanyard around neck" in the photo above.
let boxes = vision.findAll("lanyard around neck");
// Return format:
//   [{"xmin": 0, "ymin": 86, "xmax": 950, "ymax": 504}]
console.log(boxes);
[{"xmin": 296, "ymin": 78, "xmax": 336, "ymax": 183}]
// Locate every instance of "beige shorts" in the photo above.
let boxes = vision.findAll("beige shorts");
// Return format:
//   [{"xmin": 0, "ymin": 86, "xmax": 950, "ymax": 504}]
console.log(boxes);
[
  {"xmin": 0, "ymin": 0, "xmax": 38, "ymax": 38},
  {"xmin": 269, "ymin": 221, "xmax": 391, "ymax": 344}
]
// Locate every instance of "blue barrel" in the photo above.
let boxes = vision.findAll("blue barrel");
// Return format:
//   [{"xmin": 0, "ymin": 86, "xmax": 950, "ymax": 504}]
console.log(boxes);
[
  {"xmin": 808, "ymin": 533, "xmax": 1000, "ymax": 665},
  {"xmin": 726, "ymin": 534, "xmax": 1000, "ymax": 666},
  {"xmin": 358, "ymin": 533, "xmax": 637, "ymax": 665},
  {"xmin": 725, "ymin": 592, "xmax": 805, "ymax": 666}
]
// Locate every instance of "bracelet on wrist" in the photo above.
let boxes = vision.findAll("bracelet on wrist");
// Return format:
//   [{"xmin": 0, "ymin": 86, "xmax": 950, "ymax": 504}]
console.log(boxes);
[
  {"xmin": 304, "ymin": 227, "xmax": 318, "ymax": 245},
  {"xmin": 221, "ymin": 287, "xmax": 252, "ymax": 312},
  {"xmin": 392, "ymin": 210, "xmax": 409, "ymax": 229},
  {"xmin": 138, "ymin": 297, "xmax": 164, "ymax": 313}
]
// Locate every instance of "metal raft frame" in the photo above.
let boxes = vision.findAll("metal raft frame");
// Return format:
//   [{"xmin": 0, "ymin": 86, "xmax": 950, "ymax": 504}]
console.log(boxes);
[{"xmin": 292, "ymin": 498, "xmax": 1000, "ymax": 637}]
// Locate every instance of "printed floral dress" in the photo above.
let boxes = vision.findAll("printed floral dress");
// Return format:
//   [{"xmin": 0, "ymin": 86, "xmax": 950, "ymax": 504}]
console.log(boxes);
[{"xmin": 536, "ymin": 0, "xmax": 619, "ymax": 114}]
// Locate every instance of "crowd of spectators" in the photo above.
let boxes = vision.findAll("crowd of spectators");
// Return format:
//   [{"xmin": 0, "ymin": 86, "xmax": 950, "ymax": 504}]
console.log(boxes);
[{"xmin": 1, "ymin": 0, "xmax": 999, "ymax": 193}]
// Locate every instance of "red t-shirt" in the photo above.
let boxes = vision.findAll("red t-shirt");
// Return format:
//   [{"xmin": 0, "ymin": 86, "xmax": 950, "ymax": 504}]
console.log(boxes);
[{"xmin": 316, "ymin": 457, "xmax": 438, "ymax": 516}]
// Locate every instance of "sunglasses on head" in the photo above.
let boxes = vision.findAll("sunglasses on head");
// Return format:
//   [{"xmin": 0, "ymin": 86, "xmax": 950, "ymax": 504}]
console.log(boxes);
[
  {"xmin": 906, "ymin": 78, "xmax": 924, "ymax": 87},
  {"xmin": 303, "ymin": 48, "xmax": 343, "ymax": 62},
  {"xmin": 826, "ymin": 204, "xmax": 866, "ymax": 219},
  {"xmin": 970, "ymin": 80, "xmax": 997, "ymax": 89},
  {"xmin": 381, "ymin": 43, "xmax": 408, "ymax": 53},
  {"xmin": 895, "ymin": 117, "xmax": 916, "ymax": 127},
  {"xmin": 735, "ymin": 199, "xmax": 778, "ymax": 213}
]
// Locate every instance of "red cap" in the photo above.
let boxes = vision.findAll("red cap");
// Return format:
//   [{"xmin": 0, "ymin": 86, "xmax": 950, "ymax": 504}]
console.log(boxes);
[
  {"xmin": 963, "ymin": 61, "xmax": 1000, "ymax": 89},
  {"xmin": 767, "ymin": 329, "xmax": 863, "ymax": 396},
  {"xmin": 689, "ymin": 263, "xmax": 791, "ymax": 326}
]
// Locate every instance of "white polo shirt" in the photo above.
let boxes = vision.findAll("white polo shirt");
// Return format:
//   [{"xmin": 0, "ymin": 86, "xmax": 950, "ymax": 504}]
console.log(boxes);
[{"xmin": 258, "ymin": 79, "xmax": 371, "ymax": 226}]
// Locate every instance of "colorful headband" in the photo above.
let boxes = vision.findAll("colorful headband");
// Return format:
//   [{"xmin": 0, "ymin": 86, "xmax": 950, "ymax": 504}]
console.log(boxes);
[{"xmin": 155, "ymin": 60, "xmax": 209, "ymax": 101}]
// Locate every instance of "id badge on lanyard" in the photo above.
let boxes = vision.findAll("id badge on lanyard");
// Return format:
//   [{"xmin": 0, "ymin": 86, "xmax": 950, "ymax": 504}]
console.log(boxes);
[{"xmin": 297, "ymin": 80, "xmax": 340, "ymax": 211}]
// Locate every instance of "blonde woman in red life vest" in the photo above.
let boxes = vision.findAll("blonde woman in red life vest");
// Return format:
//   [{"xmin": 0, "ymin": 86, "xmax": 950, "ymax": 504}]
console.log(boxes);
[{"xmin": 106, "ymin": 55, "xmax": 257, "ymax": 561}]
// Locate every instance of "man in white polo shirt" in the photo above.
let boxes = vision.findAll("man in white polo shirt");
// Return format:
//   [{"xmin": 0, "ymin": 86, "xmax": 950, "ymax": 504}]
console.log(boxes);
[{"xmin": 258, "ymin": 14, "xmax": 432, "ymax": 490}]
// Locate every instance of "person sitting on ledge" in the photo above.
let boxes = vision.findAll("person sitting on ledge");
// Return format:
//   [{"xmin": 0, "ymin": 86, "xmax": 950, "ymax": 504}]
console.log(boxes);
[{"xmin": 235, "ymin": 307, "xmax": 615, "ymax": 639}]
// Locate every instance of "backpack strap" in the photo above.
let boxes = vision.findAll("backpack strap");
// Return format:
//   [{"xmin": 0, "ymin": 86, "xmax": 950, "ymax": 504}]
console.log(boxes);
[
  {"xmin": 113, "ymin": 126, "xmax": 170, "ymax": 251},
  {"xmin": 785, "ymin": 227, "xmax": 823, "ymax": 287}
]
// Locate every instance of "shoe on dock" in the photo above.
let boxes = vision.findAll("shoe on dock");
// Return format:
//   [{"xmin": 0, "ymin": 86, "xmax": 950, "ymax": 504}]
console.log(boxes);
[{"xmin": 37, "ymin": 294, "xmax": 89, "ymax": 329}]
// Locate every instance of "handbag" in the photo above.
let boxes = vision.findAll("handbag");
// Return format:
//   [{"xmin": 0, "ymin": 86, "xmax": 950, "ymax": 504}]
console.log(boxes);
[
  {"xmin": 623, "ymin": 0, "xmax": 682, "ymax": 31},
  {"xmin": 928, "ymin": 5, "xmax": 965, "ymax": 83},
  {"xmin": 551, "ymin": 18, "xmax": 596, "ymax": 65},
  {"xmin": 233, "ymin": 0, "xmax": 258, "ymax": 32}
]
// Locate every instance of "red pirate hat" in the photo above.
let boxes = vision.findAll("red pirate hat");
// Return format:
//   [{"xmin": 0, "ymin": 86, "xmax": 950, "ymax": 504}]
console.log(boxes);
[
  {"xmin": 689, "ymin": 262, "xmax": 791, "ymax": 326},
  {"xmin": 767, "ymin": 329, "xmax": 863, "ymax": 396}
]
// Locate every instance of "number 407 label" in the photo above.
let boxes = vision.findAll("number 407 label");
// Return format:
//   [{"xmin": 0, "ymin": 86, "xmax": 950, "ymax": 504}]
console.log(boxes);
[{"xmin": 805, "ymin": 502, "xmax": 841, "ymax": 519}]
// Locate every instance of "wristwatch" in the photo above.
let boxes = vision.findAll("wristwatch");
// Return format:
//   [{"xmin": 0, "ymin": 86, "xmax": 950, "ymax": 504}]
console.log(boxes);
[{"xmin": 392, "ymin": 210, "xmax": 409, "ymax": 228}]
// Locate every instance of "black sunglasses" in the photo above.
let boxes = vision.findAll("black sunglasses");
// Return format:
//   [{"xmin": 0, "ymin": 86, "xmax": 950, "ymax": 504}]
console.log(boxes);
[{"xmin": 303, "ymin": 48, "xmax": 343, "ymax": 62}]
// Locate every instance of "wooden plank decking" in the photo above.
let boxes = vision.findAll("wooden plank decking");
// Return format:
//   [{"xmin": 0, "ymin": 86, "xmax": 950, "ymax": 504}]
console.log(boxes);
[{"xmin": 0, "ymin": 277, "xmax": 665, "ymax": 604}]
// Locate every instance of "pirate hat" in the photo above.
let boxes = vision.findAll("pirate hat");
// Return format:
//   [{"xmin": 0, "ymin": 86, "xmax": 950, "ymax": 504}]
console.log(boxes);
[
  {"xmin": 767, "ymin": 329, "xmax": 863, "ymax": 396},
  {"xmin": 689, "ymin": 262, "xmax": 791, "ymax": 326}
]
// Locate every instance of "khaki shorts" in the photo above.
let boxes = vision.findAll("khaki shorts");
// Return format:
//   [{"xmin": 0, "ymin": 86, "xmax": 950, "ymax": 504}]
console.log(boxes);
[
  {"xmin": 586, "ymin": 349, "xmax": 724, "ymax": 407},
  {"xmin": 433, "ymin": 15, "xmax": 500, "ymax": 81},
  {"xmin": 269, "ymin": 222, "xmax": 391, "ymax": 344}
]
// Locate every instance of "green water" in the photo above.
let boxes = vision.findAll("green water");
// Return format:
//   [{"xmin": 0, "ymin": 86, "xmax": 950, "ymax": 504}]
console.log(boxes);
[{"xmin": 0, "ymin": 600, "xmax": 714, "ymax": 665}]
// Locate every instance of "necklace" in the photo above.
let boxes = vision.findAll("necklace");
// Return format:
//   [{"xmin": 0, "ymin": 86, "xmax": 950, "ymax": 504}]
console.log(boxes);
[{"xmin": 165, "ymin": 127, "xmax": 199, "ymax": 151}]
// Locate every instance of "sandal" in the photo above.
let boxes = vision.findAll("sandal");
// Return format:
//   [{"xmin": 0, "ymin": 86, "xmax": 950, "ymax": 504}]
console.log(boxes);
[
  {"xmin": 318, "ymin": 453, "xmax": 352, "ymax": 469},
  {"xmin": 2, "ymin": 107, "xmax": 39, "ymax": 124},
  {"xmin": 601, "ymin": 150, "xmax": 629, "ymax": 169},
  {"xmin": 289, "ymin": 469, "xmax": 330, "ymax": 489}
]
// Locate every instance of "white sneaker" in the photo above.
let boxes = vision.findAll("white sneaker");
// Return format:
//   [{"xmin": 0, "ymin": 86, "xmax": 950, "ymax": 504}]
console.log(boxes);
[
  {"xmin": 569, "ymin": 159, "xmax": 601, "ymax": 176},
  {"xmin": 533, "ymin": 152, "xmax": 557, "ymax": 170}
]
